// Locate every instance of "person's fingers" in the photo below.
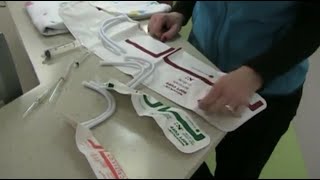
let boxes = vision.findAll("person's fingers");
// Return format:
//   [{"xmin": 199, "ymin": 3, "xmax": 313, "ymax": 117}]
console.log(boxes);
[
  {"xmin": 148, "ymin": 17, "xmax": 160, "ymax": 38},
  {"xmin": 224, "ymin": 101, "xmax": 240, "ymax": 117},
  {"xmin": 148, "ymin": 14, "xmax": 167, "ymax": 39},
  {"xmin": 153, "ymin": 18, "xmax": 165, "ymax": 38},
  {"xmin": 225, "ymin": 97, "xmax": 249, "ymax": 117},
  {"xmin": 147, "ymin": 16, "xmax": 155, "ymax": 32},
  {"xmin": 233, "ymin": 104, "xmax": 246, "ymax": 117},
  {"xmin": 208, "ymin": 96, "xmax": 228, "ymax": 115},
  {"xmin": 198, "ymin": 86, "xmax": 222, "ymax": 111},
  {"xmin": 160, "ymin": 24, "xmax": 180, "ymax": 42}
]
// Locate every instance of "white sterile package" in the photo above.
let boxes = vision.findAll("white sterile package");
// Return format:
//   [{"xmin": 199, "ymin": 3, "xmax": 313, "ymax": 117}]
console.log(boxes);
[
  {"xmin": 104, "ymin": 79, "xmax": 211, "ymax": 154},
  {"xmin": 25, "ymin": 1, "xmax": 70, "ymax": 36},
  {"xmin": 89, "ymin": 1, "xmax": 171, "ymax": 20},
  {"xmin": 74, "ymin": 124, "xmax": 128, "ymax": 179},
  {"xmin": 147, "ymin": 48, "xmax": 267, "ymax": 132},
  {"xmin": 59, "ymin": 1, "xmax": 267, "ymax": 132},
  {"xmin": 59, "ymin": 1, "xmax": 174, "ymax": 76}
]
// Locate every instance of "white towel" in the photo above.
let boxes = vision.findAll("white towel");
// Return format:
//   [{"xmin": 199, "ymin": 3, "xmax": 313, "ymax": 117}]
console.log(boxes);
[
  {"xmin": 25, "ymin": 1, "xmax": 70, "ymax": 36},
  {"xmin": 89, "ymin": 1, "xmax": 171, "ymax": 20}
]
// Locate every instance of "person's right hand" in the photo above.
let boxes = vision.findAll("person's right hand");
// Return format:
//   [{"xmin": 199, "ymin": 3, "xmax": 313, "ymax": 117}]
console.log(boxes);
[{"xmin": 148, "ymin": 12, "xmax": 184, "ymax": 42}]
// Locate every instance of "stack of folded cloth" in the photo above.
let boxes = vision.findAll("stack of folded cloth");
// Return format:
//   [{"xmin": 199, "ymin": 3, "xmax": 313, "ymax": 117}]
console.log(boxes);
[
  {"xmin": 25, "ymin": 1, "xmax": 171, "ymax": 36},
  {"xmin": 89, "ymin": 1, "xmax": 172, "ymax": 20},
  {"xmin": 25, "ymin": 1, "xmax": 70, "ymax": 36}
]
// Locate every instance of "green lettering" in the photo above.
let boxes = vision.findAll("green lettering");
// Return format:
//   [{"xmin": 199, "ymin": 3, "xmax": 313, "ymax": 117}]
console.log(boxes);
[
  {"xmin": 143, "ymin": 95, "xmax": 206, "ymax": 141},
  {"xmin": 143, "ymin": 95, "xmax": 163, "ymax": 108}
]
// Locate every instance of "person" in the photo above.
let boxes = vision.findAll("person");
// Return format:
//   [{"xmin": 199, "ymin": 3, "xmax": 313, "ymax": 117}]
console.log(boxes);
[{"xmin": 148, "ymin": 1, "xmax": 320, "ymax": 179}]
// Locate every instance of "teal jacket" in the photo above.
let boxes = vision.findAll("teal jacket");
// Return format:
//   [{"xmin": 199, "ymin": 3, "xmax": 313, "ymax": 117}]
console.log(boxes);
[{"xmin": 188, "ymin": 1, "xmax": 308, "ymax": 95}]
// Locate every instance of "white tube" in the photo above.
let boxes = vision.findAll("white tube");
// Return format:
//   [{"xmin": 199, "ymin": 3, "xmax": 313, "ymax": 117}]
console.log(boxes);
[
  {"xmin": 75, "ymin": 51, "xmax": 92, "ymax": 67},
  {"xmin": 124, "ymin": 57, "xmax": 155, "ymax": 89},
  {"xmin": 81, "ymin": 81, "xmax": 116, "ymax": 129},
  {"xmin": 86, "ymin": 81, "xmax": 116, "ymax": 128},
  {"xmin": 82, "ymin": 81, "xmax": 115, "ymax": 128},
  {"xmin": 99, "ymin": 15, "xmax": 130, "ymax": 55},
  {"xmin": 49, "ymin": 60, "xmax": 75, "ymax": 102},
  {"xmin": 99, "ymin": 61, "xmax": 146, "ymax": 88},
  {"xmin": 22, "ymin": 88, "xmax": 51, "ymax": 119},
  {"xmin": 99, "ymin": 57, "xmax": 155, "ymax": 89},
  {"xmin": 100, "ymin": 16, "xmax": 129, "ymax": 53}
]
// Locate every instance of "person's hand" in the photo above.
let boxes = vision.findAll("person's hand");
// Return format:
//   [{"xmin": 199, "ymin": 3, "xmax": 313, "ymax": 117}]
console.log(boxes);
[
  {"xmin": 148, "ymin": 12, "xmax": 184, "ymax": 42},
  {"xmin": 198, "ymin": 66, "xmax": 263, "ymax": 116}
]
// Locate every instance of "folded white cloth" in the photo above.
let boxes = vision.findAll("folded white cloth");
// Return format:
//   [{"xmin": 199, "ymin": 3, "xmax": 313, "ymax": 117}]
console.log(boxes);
[
  {"xmin": 60, "ymin": 2, "xmax": 267, "ymax": 132},
  {"xmin": 89, "ymin": 1, "xmax": 171, "ymax": 20},
  {"xmin": 25, "ymin": 1, "xmax": 70, "ymax": 36}
]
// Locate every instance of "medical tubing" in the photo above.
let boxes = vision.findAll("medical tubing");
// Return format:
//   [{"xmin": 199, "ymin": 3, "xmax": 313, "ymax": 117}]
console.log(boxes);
[
  {"xmin": 76, "ymin": 51, "xmax": 92, "ymax": 66},
  {"xmin": 99, "ymin": 16, "xmax": 130, "ymax": 55},
  {"xmin": 22, "ymin": 88, "xmax": 51, "ymax": 118},
  {"xmin": 99, "ymin": 21, "xmax": 123, "ymax": 56},
  {"xmin": 81, "ymin": 81, "xmax": 115, "ymax": 127},
  {"xmin": 99, "ymin": 61, "xmax": 145, "ymax": 87},
  {"xmin": 124, "ymin": 57, "xmax": 155, "ymax": 89},
  {"xmin": 100, "ymin": 17, "xmax": 128, "ymax": 53},
  {"xmin": 99, "ymin": 27, "xmax": 121, "ymax": 56},
  {"xmin": 81, "ymin": 82, "xmax": 115, "ymax": 129},
  {"xmin": 100, "ymin": 39, "xmax": 122, "ymax": 56},
  {"xmin": 81, "ymin": 81, "xmax": 116, "ymax": 129},
  {"xmin": 48, "ymin": 60, "xmax": 75, "ymax": 102}
]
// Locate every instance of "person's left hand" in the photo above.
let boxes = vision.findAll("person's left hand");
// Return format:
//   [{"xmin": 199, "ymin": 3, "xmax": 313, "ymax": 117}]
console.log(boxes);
[{"xmin": 198, "ymin": 66, "xmax": 263, "ymax": 116}]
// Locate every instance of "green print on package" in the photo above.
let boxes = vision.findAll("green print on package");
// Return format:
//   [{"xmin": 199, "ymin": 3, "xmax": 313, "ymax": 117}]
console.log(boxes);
[{"xmin": 105, "ymin": 79, "xmax": 210, "ymax": 154}]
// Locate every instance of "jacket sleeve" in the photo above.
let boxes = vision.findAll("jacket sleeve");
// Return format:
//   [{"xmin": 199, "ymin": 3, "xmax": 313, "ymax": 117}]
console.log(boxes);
[
  {"xmin": 171, "ymin": 1, "xmax": 196, "ymax": 26},
  {"xmin": 244, "ymin": 2, "xmax": 320, "ymax": 90}
]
